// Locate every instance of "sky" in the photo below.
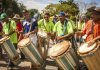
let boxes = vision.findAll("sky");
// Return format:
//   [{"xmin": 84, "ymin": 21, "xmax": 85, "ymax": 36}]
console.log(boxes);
[{"xmin": 18, "ymin": 0, "xmax": 100, "ymax": 13}]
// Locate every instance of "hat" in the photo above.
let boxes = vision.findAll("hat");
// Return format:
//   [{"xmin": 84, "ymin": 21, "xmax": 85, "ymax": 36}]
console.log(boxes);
[
  {"xmin": 0, "ymin": 13, "xmax": 7, "ymax": 20},
  {"xmin": 59, "ymin": 12, "xmax": 65, "ymax": 16},
  {"xmin": 94, "ymin": 7, "xmax": 100, "ymax": 12},
  {"xmin": 87, "ymin": 6, "xmax": 100, "ymax": 13},
  {"xmin": 13, "ymin": 14, "xmax": 21, "ymax": 19}
]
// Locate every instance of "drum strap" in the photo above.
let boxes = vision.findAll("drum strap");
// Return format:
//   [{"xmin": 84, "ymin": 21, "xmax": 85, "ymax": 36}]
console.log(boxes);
[
  {"xmin": 29, "ymin": 21, "xmax": 38, "ymax": 38},
  {"xmin": 91, "ymin": 21, "xmax": 94, "ymax": 34},
  {"xmin": 42, "ymin": 19, "xmax": 48, "ymax": 32},
  {"xmin": 29, "ymin": 22, "xmax": 32, "ymax": 32},
  {"xmin": 88, "ymin": 20, "xmax": 94, "ymax": 38},
  {"xmin": 60, "ymin": 20, "xmax": 68, "ymax": 36},
  {"xmin": 23, "ymin": 23, "xmax": 27, "ymax": 33}
]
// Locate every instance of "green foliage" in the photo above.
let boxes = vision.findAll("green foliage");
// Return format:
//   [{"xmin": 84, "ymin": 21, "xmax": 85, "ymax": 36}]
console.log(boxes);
[
  {"xmin": 28, "ymin": 9, "xmax": 38, "ymax": 18},
  {"xmin": 2, "ymin": 0, "xmax": 26, "ymax": 16},
  {"xmin": 44, "ymin": 0, "xmax": 79, "ymax": 21}
]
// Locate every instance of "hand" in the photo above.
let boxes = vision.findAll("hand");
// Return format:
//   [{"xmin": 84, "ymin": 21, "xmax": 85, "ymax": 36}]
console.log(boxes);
[
  {"xmin": 56, "ymin": 36, "xmax": 63, "ymax": 41},
  {"xmin": 3, "ymin": 34, "xmax": 8, "ymax": 36},
  {"xmin": 24, "ymin": 32, "xmax": 30, "ymax": 38},
  {"xmin": 88, "ymin": 40, "xmax": 95, "ymax": 47},
  {"xmin": 82, "ymin": 34, "xmax": 87, "ymax": 39},
  {"xmin": 47, "ymin": 33, "xmax": 51, "ymax": 36}
]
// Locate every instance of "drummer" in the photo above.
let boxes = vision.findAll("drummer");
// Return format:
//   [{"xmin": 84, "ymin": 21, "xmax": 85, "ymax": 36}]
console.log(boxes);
[
  {"xmin": 22, "ymin": 10, "xmax": 38, "ymax": 41},
  {"xmin": 53, "ymin": 12, "xmax": 74, "ymax": 43},
  {"xmin": 76, "ymin": 7, "xmax": 100, "ymax": 46},
  {"xmin": 1, "ymin": 13, "xmax": 17, "ymax": 69},
  {"xmin": 38, "ymin": 12, "xmax": 54, "ymax": 59},
  {"xmin": 13, "ymin": 14, "xmax": 23, "ymax": 41}
]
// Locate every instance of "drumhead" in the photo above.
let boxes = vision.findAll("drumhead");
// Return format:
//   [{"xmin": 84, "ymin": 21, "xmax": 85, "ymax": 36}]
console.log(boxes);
[
  {"xmin": 18, "ymin": 38, "xmax": 30, "ymax": 48},
  {"xmin": 0, "ymin": 36, "xmax": 9, "ymax": 43},
  {"xmin": 49, "ymin": 41, "xmax": 71, "ymax": 57},
  {"xmin": 38, "ymin": 29, "xmax": 47, "ymax": 38},
  {"xmin": 78, "ymin": 43, "xmax": 96, "ymax": 54}
]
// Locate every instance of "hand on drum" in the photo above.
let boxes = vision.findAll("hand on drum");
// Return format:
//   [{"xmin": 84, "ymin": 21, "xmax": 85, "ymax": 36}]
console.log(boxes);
[
  {"xmin": 88, "ymin": 40, "xmax": 95, "ymax": 47},
  {"xmin": 56, "ymin": 36, "xmax": 63, "ymax": 41},
  {"xmin": 24, "ymin": 32, "xmax": 31, "ymax": 38},
  {"xmin": 3, "ymin": 34, "xmax": 8, "ymax": 37}
]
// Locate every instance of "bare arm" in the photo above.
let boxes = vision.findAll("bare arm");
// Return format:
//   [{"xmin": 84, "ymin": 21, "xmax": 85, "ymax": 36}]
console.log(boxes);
[
  {"xmin": 88, "ymin": 35, "xmax": 100, "ymax": 46},
  {"xmin": 56, "ymin": 33, "xmax": 74, "ymax": 41}
]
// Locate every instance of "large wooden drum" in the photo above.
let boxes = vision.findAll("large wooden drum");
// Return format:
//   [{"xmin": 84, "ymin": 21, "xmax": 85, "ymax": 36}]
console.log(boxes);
[
  {"xmin": 0, "ymin": 36, "xmax": 21, "ymax": 65},
  {"xmin": 49, "ymin": 41, "xmax": 79, "ymax": 70},
  {"xmin": 18, "ymin": 38, "xmax": 44, "ymax": 69},
  {"xmin": 77, "ymin": 41, "xmax": 100, "ymax": 70}
]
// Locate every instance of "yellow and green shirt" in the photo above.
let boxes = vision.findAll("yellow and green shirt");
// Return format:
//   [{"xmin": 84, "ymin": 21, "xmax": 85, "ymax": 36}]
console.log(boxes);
[
  {"xmin": 53, "ymin": 20, "xmax": 74, "ymax": 36},
  {"xmin": 38, "ymin": 19, "xmax": 54, "ymax": 32},
  {"xmin": 3, "ymin": 20, "xmax": 18, "ymax": 43}
]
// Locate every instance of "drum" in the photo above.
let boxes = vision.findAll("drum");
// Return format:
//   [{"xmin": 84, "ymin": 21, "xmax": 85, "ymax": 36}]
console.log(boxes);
[
  {"xmin": 18, "ymin": 38, "xmax": 44, "ymax": 69},
  {"xmin": 77, "ymin": 41, "xmax": 100, "ymax": 70},
  {"xmin": 29, "ymin": 33, "xmax": 38, "ymax": 47},
  {"xmin": 38, "ymin": 29, "xmax": 47, "ymax": 38},
  {"xmin": 0, "ymin": 36, "xmax": 21, "ymax": 65},
  {"xmin": 49, "ymin": 41, "xmax": 79, "ymax": 70}
]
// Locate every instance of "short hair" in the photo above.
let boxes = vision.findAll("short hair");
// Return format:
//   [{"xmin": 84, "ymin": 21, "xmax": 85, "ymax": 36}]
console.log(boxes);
[{"xmin": 44, "ymin": 12, "xmax": 50, "ymax": 16}]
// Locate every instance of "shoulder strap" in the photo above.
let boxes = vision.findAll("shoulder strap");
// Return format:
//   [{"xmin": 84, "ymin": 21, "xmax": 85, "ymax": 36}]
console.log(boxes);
[
  {"xmin": 29, "ymin": 21, "xmax": 32, "ymax": 32},
  {"xmin": 63, "ymin": 20, "xmax": 68, "ymax": 35},
  {"xmin": 91, "ymin": 20, "xmax": 94, "ymax": 34},
  {"xmin": 42, "ymin": 19, "xmax": 48, "ymax": 32},
  {"xmin": 23, "ymin": 23, "xmax": 27, "ymax": 31}
]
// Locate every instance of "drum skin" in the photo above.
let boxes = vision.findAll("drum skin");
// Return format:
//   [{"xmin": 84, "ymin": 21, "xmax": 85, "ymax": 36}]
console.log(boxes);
[
  {"xmin": 38, "ymin": 29, "xmax": 47, "ymax": 39},
  {"xmin": 18, "ymin": 38, "xmax": 44, "ymax": 68},
  {"xmin": 0, "ymin": 36, "xmax": 21, "ymax": 65},
  {"xmin": 49, "ymin": 41, "xmax": 79, "ymax": 70},
  {"xmin": 78, "ymin": 42, "xmax": 100, "ymax": 70}
]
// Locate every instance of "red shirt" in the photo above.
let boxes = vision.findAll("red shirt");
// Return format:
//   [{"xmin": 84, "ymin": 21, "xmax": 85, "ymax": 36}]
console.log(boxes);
[
  {"xmin": 16, "ymin": 22, "xmax": 23, "ymax": 31},
  {"xmin": 82, "ymin": 20, "xmax": 93, "ymax": 42},
  {"xmin": 93, "ymin": 22, "xmax": 100, "ymax": 38},
  {"xmin": 82, "ymin": 20, "xmax": 100, "ymax": 42}
]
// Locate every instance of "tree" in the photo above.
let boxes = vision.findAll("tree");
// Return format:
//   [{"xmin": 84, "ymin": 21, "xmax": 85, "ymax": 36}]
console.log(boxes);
[
  {"xmin": 28, "ymin": 9, "xmax": 38, "ymax": 18},
  {"xmin": 2, "ymin": 0, "xmax": 26, "ymax": 16},
  {"xmin": 44, "ymin": 0, "xmax": 79, "ymax": 21}
]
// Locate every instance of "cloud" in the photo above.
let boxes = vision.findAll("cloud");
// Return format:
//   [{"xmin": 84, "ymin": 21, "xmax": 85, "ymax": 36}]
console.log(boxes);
[{"xmin": 18, "ymin": 0, "xmax": 50, "ymax": 12}]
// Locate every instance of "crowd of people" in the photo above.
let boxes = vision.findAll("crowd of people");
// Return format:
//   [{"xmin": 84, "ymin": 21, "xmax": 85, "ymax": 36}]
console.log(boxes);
[{"xmin": 0, "ymin": 6, "xmax": 100, "ymax": 70}]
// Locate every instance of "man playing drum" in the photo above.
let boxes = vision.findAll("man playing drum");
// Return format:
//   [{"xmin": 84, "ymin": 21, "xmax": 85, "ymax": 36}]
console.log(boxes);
[
  {"xmin": 76, "ymin": 7, "xmax": 100, "ymax": 46},
  {"xmin": 77, "ymin": 7, "xmax": 100, "ymax": 70},
  {"xmin": 38, "ymin": 12, "xmax": 54, "ymax": 60},
  {"xmin": 22, "ymin": 10, "xmax": 38, "ymax": 45},
  {"xmin": 22, "ymin": 10, "xmax": 39, "ymax": 70},
  {"xmin": 53, "ymin": 12, "xmax": 74, "ymax": 43},
  {"xmin": 49, "ymin": 12, "xmax": 79, "ymax": 70},
  {"xmin": 1, "ymin": 13, "xmax": 18, "ymax": 69}
]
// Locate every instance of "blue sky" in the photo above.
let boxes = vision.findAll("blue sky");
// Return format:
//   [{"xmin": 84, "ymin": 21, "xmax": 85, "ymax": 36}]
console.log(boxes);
[{"xmin": 18, "ymin": 0, "xmax": 100, "ymax": 12}]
